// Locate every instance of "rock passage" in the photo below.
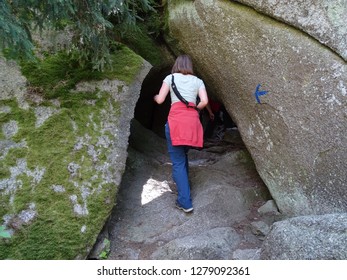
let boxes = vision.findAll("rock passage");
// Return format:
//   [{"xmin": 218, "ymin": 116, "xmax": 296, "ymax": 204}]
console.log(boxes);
[{"xmin": 89, "ymin": 120, "xmax": 281, "ymax": 260}]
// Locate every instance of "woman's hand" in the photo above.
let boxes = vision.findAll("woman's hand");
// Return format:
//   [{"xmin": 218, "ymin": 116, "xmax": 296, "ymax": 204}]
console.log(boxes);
[
  {"xmin": 154, "ymin": 82, "xmax": 170, "ymax": 104},
  {"xmin": 209, "ymin": 111, "xmax": 215, "ymax": 120},
  {"xmin": 153, "ymin": 95, "xmax": 159, "ymax": 103}
]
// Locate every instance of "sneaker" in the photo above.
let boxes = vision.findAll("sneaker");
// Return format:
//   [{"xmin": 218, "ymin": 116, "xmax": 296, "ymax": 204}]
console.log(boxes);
[{"xmin": 175, "ymin": 203, "xmax": 194, "ymax": 213}]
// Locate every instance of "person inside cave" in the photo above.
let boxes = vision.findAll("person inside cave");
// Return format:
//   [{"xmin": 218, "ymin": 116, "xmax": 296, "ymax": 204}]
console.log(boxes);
[
  {"xmin": 203, "ymin": 98, "xmax": 236, "ymax": 141},
  {"xmin": 153, "ymin": 54, "xmax": 208, "ymax": 213}
]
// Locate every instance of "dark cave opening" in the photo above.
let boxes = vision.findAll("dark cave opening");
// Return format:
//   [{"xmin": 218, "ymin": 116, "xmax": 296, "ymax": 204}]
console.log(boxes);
[
  {"xmin": 134, "ymin": 65, "xmax": 172, "ymax": 138},
  {"xmin": 134, "ymin": 65, "xmax": 237, "ymax": 139}
]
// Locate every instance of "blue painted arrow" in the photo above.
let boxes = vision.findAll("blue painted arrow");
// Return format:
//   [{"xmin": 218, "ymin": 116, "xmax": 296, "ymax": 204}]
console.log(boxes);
[{"xmin": 254, "ymin": 84, "xmax": 268, "ymax": 104}]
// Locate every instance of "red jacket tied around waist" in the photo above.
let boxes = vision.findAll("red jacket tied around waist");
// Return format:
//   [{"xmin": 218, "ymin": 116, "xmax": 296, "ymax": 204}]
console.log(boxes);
[{"xmin": 168, "ymin": 102, "xmax": 203, "ymax": 148}]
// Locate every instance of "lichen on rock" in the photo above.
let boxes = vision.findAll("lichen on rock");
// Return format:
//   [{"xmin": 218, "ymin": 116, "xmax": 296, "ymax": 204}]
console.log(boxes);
[
  {"xmin": 0, "ymin": 46, "xmax": 151, "ymax": 259},
  {"xmin": 165, "ymin": 0, "xmax": 347, "ymax": 216}
]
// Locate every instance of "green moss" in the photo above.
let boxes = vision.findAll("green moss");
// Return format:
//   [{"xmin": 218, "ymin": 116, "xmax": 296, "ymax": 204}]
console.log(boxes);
[
  {"xmin": 0, "ymin": 47, "xmax": 131, "ymax": 259},
  {"xmin": 0, "ymin": 162, "xmax": 10, "ymax": 179},
  {"xmin": 0, "ymin": 95, "xmax": 119, "ymax": 259},
  {"xmin": 122, "ymin": 22, "xmax": 164, "ymax": 66},
  {"xmin": 102, "ymin": 46, "xmax": 144, "ymax": 84},
  {"xmin": 20, "ymin": 44, "xmax": 143, "ymax": 99},
  {"xmin": 169, "ymin": 0, "xmax": 194, "ymax": 9}
]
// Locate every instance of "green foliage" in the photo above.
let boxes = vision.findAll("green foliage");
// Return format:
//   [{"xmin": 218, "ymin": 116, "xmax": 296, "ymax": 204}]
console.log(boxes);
[
  {"xmin": 98, "ymin": 238, "xmax": 111, "ymax": 259},
  {"xmin": 0, "ymin": 0, "xmax": 155, "ymax": 70},
  {"xmin": 0, "ymin": 1, "xmax": 34, "ymax": 60},
  {"xmin": 0, "ymin": 226, "xmax": 11, "ymax": 239},
  {"xmin": 116, "ymin": 1, "xmax": 171, "ymax": 66}
]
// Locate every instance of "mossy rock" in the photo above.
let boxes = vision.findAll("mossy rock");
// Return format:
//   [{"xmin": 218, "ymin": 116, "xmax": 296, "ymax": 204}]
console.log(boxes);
[{"xmin": 0, "ymin": 46, "xmax": 149, "ymax": 259}]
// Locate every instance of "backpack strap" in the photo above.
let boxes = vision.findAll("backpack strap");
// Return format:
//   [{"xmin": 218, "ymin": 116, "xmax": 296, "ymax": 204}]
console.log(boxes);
[{"xmin": 171, "ymin": 75, "xmax": 200, "ymax": 112}]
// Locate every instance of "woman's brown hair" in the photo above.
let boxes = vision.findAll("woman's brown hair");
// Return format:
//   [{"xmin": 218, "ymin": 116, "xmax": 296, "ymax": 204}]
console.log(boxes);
[{"xmin": 171, "ymin": 54, "xmax": 194, "ymax": 75}]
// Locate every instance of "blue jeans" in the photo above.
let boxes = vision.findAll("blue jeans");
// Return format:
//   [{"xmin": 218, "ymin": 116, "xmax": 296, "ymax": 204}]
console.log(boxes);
[{"xmin": 165, "ymin": 123, "xmax": 192, "ymax": 209}]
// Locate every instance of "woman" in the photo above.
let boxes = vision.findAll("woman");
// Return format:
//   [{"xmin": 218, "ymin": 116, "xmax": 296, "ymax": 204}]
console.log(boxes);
[{"xmin": 154, "ymin": 54, "xmax": 208, "ymax": 213}]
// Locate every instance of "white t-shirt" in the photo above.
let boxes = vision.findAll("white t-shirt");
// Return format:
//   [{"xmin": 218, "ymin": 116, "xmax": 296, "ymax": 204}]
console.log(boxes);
[{"xmin": 163, "ymin": 73, "xmax": 205, "ymax": 105}]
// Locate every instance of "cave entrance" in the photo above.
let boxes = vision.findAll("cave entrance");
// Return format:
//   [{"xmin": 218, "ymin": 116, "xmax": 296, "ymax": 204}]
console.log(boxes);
[
  {"xmin": 134, "ymin": 65, "xmax": 171, "ymax": 138},
  {"xmin": 88, "ymin": 65, "xmax": 275, "ymax": 260},
  {"xmin": 134, "ymin": 65, "xmax": 238, "ymax": 142}
]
